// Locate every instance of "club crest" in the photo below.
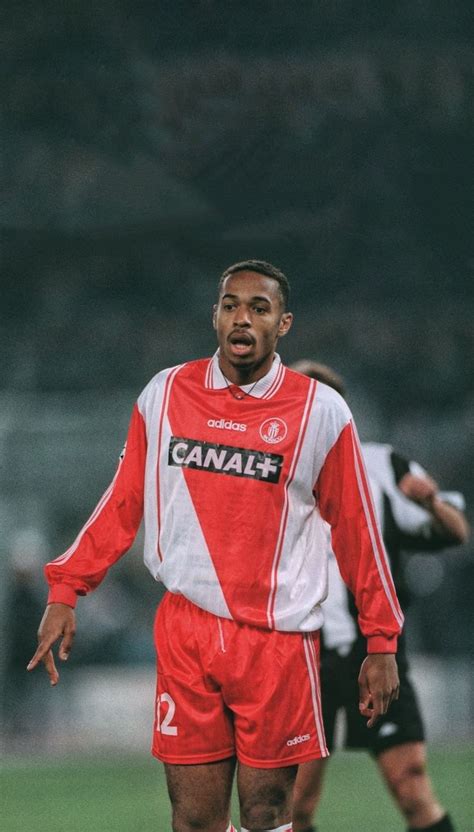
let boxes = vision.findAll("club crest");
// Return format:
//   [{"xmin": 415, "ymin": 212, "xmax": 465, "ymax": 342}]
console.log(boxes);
[{"xmin": 259, "ymin": 418, "xmax": 288, "ymax": 444}]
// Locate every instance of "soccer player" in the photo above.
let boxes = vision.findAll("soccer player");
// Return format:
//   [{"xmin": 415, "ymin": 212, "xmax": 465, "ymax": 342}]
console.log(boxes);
[
  {"xmin": 290, "ymin": 360, "xmax": 469, "ymax": 832},
  {"xmin": 28, "ymin": 262, "xmax": 403, "ymax": 832}
]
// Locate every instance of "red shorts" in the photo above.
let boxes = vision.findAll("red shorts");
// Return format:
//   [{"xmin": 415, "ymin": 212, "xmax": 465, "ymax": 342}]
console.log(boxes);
[{"xmin": 152, "ymin": 592, "xmax": 328, "ymax": 768}]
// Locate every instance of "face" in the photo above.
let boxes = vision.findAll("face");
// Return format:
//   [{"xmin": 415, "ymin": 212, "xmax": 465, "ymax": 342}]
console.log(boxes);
[{"xmin": 213, "ymin": 270, "xmax": 293, "ymax": 383}]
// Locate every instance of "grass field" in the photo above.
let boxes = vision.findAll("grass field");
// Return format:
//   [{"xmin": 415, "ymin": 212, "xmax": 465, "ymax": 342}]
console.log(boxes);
[{"xmin": 2, "ymin": 746, "xmax": 472, "ymax": 831}]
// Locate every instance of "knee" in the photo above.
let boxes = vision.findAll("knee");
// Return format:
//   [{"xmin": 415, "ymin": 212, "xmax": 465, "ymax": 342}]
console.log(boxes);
[
  {"xmin": 171, "ymin": 804, "xmax": 228, "ymax": 832},
  {"xmin": 292, "ymin": 759, "xmax": 325, "ymax": 829},
  {"xmin": 292, "ymin": 801, "xmax": 314, "ymax": 830},
  {"xmin": 385, "ymin": 759, "xmax": 430, "ymax": 819},
  {"xmin": 292, "ymin": 787, "xmax": 316, "ymax": 828},
  {"xmin": 240, "ymin": 782, "xmax": 290, "ymax": 830}
]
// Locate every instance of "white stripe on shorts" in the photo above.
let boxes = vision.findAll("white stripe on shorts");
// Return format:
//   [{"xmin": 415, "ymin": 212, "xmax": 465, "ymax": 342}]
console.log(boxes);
[{"xmin": 303, "ymin": 633, "xmax": 329, "ymax": 757}]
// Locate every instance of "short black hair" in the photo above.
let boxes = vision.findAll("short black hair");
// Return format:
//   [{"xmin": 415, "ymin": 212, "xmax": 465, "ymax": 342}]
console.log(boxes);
[{"xmin": 218, "ymin": 259, "xmax": 290, "ymax": 309}]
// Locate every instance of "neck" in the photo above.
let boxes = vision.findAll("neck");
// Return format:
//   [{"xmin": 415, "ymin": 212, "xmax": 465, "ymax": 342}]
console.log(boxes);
[{"xmin": 218, "ymin": 353, "xmax": 275, "ymax": 386}]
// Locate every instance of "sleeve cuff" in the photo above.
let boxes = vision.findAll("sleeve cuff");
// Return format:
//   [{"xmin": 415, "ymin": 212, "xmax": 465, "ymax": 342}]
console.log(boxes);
[
  {"xmin": 367, "ymin": 635, "xmax": 398, "ymax": 654},
  {"xmin": 47, "ymin": 584, "xmax": 79, "ymax": 608}
]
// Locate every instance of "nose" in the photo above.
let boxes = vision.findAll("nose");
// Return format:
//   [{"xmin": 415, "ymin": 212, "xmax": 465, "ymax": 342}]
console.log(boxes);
[{"xmin": 233, "ymin": 307, "xmax": 251, "ymax": 327}]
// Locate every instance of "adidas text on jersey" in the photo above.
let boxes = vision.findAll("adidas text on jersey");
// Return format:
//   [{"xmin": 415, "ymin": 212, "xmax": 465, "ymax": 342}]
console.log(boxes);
[{"xmin": 207, "ymin": 418, "xmax": 247, "ymax": 432}]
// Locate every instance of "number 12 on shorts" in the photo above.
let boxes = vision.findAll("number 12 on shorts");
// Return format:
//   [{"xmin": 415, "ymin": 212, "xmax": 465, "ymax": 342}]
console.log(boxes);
[{"xmin": 156, "ymin": 692, "xmax": 178, "ymax": 735}]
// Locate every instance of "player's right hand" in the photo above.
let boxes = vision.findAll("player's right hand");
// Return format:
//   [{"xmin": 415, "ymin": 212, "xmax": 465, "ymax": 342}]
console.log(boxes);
[{"xmin": 27, "ymin": 603, "xmax": 76, "ymax": 686}]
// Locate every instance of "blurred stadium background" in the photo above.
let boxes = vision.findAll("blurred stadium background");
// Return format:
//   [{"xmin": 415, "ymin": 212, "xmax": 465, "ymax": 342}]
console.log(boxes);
[{"xmin": 1, "ymin": 2, "xmax": 473, "ymax": 829}]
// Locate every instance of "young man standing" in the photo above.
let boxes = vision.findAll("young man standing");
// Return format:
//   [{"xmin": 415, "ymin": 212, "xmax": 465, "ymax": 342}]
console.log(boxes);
[
  {"xmin": 28, "ymin": 262, "xmax": 403, "ymax": 832},
  {"xmin": 290, "ymin": 360, "xmax": 469, "ymax": 832}
]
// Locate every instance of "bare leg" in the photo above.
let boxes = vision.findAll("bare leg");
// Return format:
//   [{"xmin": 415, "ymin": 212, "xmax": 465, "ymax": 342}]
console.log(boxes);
[
  {"xmin": 377, "ymin": 742, "xmax": 445, "ymax": 828},
  {"xmin": 164, "ymin": 757, "xmax": 236, "ymax": 832},
  {"xmin": 292, "ymin": 759, "xmax": 328, "ymax": 831},
  {"xmin": 237, "ymin": 762, "xmax": 298, "ymax": 831}
]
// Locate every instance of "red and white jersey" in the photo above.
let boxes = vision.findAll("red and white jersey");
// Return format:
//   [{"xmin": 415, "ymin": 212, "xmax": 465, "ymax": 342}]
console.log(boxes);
[{"xmin": 45, "ymin": 353, "xmax": 403, "ymax": 651}]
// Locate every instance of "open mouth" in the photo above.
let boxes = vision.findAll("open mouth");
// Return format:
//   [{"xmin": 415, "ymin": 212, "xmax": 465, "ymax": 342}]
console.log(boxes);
[{"xmin": 229, "ymin": 331, "xmax": 254, "ymax": 356}]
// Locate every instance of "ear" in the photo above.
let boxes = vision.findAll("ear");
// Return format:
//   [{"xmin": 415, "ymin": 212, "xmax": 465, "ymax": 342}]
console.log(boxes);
[
  {"xmin": 212, "ymin": 303, "xmax": 218, "ymax": 330},
  {"xmin": 278, "ymin": 312, "xmax": 293, "ymax": 338}
]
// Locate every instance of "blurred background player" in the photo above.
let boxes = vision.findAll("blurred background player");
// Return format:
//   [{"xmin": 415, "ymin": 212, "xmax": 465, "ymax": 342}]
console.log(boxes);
[{"xmin": 290, "ymin": 360, "xmax": 469, "ymax": 832}]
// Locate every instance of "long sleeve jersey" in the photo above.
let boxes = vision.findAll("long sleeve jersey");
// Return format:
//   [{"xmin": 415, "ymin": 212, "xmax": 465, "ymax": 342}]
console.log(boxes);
[{"xmin": 45, "ymin": 353, "xmax": 403, "ymax": 652}]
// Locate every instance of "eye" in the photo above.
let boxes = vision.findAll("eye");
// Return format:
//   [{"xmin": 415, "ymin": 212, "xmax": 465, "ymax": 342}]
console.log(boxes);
[
  {"xmin": 254, "ymin": 306, "xmax": 267, "ymax": 314},
  {"xmin": 223, "ymin": 303, "xmax": 236, "ymax": 311}
]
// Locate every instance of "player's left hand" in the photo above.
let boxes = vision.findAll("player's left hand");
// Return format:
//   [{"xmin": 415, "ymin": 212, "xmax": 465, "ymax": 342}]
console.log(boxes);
[{"xmin": 358, "ymin": 654, "xmax": 399, "ymax": 728}]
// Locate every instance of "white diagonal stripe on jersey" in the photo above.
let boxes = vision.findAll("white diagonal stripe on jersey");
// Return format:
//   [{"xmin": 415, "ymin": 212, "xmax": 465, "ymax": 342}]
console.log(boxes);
[
  {"xmin": 266, "ymin": 378, "xmax": 317, "ymax": 628},
  {"xmin": 350, "ymin": 422, "xmax": 404, "ymax": 628},
  {"xmin": 153, "ymin": 409, "xmax": 232, "ymax": 619},
  {"xmin": 154, "ymin": 434, "xmax": 232, "ymax": 618},
  {"xmin": 156, "ymin": 364, "xmax": 184, "ymax": 561},
  {"xmin": 303, "ymin": 633, "xmax": 328, "ymax": 756},
  {"xmin": 138, "ymin": 368, "xmax": 180, "ymax": 577}
]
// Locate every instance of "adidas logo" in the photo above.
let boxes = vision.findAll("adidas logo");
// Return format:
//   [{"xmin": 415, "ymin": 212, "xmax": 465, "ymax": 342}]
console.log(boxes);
[
  {"xmin": 286, "ymin": 733, "xmax": 310, "ymax": 746},
  {"xmin": 207, "ymin": 418, "xmax": 247, "ymax": 432}
]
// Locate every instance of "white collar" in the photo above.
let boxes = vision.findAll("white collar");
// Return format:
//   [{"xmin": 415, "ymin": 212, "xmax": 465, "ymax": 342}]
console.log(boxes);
[{"xmin": 205, "ymin": 351, "xmax": 285, "ymax": 400}]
